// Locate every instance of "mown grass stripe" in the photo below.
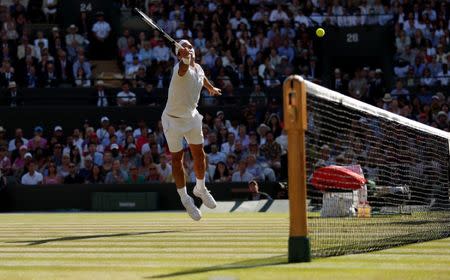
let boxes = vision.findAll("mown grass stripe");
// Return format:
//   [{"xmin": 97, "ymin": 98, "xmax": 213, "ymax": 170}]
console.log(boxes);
[{"xmin": 0, "ymin": 262, "xmax": 449, "ymax": 272}]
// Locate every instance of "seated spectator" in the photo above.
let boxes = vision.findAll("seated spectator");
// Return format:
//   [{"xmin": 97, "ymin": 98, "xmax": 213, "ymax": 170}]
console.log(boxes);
[
  {"xmin": 134, "ymin": 66, "xmax": 147, "ymax": 88},
  {"xmin": 152, "ymin": 40, "xmax": 170, "ymax": 62},
  {"xmin": 390, "ymin": 79, "xmax": 410, "ymax": 100},
  {"xmin": 116, "ymin": 80, "xmax": 137, "ymax": 107},
  {"xmin": 105, "ymin": 159, "xmax": 128, "ymax": 184},
  {"xmin": 72, "ymin": 54, "xmax": 92, "ymax": 79},
  {"xmin": 21, "ymin": 161, "xmax": 43, "ymax": 185},
  {"xmin": 249, "ymin": 84, "xmax": 267, "ymax": 106},
  {"xmin": 246, "ymin": 155, "xmax": 265, "ymax": 181},
  {"xmin": 0, "ymin": 146, "xmax": 11, "ymax": 176},
  {"xmin": 63, "ymin": 163, "xmax": 84, "ymax": 184},
  {"xmin": 79, "ymin": 155, "xmax": 93, "ymax": 180},
  {"xmin": 207, "ymin": 143, "xmax": 226, "ymax": 165},
  {"xmin": 101, "ymin": 151, "xmax": 114, "ymax": 175},
  {"xmin": 55, "ymin": 50, "xmax": 73, "ymax": 84},
  {"xmin": 260, "ymin": 131, "xmax": 282, "ymax": 170},
  {"xmin": 248, "ymin": 180, "xmax": 272, "ymax": 201},
  {"xmin": 126, "ymin": 56, "xmax": 144, "ymax": 78},
  {"xmin": 40, "ymin": 63, "xmax": 59, "ymax": 87},
  {"xmin": 144, "ymin": 162, "xmax": 162, "ymax": 183},
  {"xmin": 139, "ymin": 41, "xmax": 153, "ymax": 66},
  {"xmin": 74, "ymin": 67, "xmax": 91, "ymax": 87},
  {"xmin": 86, "ymin": 164, "xmax": 104, "ymax": 184},
  {"xmin": 1, "ymin": 60, "xmax": 15, "ymax": 88},
  {"xmin": 93, "ymin": 80, "xmax": 110, "ymax": 107},
  {"xmin": 65, "ymin": 24, "xmax": 86, "ymax": 50},
  {"xmin": 34, "ymin": 31, "xmax": 49, "ymax": 50},
  {"xmin": 117, "ymin": 29, "xmax": 132, "ymax": 56},
  {"xmin": 213, "ymin": 161, "xmax": 231, "ymax": 182},
  {"xmin": 231, "ymin": 159, "xmax": 253, "ymax": 182},
  {"xmin": 58, "ymin": 153, "xmax": 71, "ymax": 177},
  {"xmin": 6, "ymin": 81, "xmax": 23, "ymax": 107},
  {"xmin": 126, "ymin": 165, "xmax": 145, "ymax": 184},
  {"xmin": 25, "ymin": 66, "xmax": 38, "ymax": 88},
  {"xmin": 17, "ymin": 37, "xmax": 36, "ymax": 60},
  {"xmin": 12, "ymin": 145, "xmax": 28, "ymax": 173},
  {"xmin": 157, "ymin": 154, "xmax": 172, "ymax": 182},
  {"xmin": 27, "ymin": 126, "xmax": 47, "ymax": 151}
]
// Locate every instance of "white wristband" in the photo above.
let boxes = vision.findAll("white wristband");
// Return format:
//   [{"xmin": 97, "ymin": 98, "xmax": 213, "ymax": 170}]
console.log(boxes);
[{"xmin": 182, "ymin": 57, "xmax": 190, "ymax": 65}]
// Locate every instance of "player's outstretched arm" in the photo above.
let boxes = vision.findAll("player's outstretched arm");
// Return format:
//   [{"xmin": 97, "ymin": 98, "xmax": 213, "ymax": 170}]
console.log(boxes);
[{"xmin": 203, "ymin": 77, "xmax": 222, "ymax": 96}]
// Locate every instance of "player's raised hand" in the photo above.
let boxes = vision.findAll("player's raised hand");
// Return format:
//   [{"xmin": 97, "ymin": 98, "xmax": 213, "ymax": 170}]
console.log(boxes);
[{"xmin": 208, "ymin": 86, "xmax": 222, "ymax": 96}]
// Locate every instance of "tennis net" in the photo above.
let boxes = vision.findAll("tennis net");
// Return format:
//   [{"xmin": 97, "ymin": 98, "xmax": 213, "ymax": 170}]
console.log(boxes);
[{"xmin": 302, "ymin": 80, "xmax": 450, "ymax": 257}]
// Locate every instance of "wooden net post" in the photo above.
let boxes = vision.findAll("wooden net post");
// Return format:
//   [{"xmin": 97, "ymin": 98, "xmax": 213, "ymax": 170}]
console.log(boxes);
[{"xmin": 283, "ymin": 75, "xmax": 311, "ymax": 262}]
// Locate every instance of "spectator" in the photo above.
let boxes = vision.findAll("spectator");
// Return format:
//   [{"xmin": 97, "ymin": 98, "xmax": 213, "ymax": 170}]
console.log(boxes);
[
  {"xmin": 0, "ymin": 146, "xmax": 11, "ymax": 176},
  {"xmin": 65, "ymin": 25, "xmax": 87, "ymax": 53},
  {"xmin": 126, "ymin": 165, "xmax": 145, "ymax": 184},
  {"xmin": 139, "ymin": 41, "xmax": 153, "ymax": 66},
  {"xmin": 54, "ymin": 50, "xmax": 72, "ymax": 85},
  {"xmin": 72, "ymin": 54, "xmax": 92, "ymax": 79},
  {"xmin": 43, "ymin": 162, "xmax": 62, "ymax": 185},
  {"xmin": 248, "ymin": 180, "xmax": 272, "ymax": 200},
  {"xmin": 79, "ymin": 155, "xmax": 93, "ymax": 179},
  {"xmin": 6, "ymin": 81, "xmax": 22, "ymax": 107},
  {"xmin": 74, "ymin": 67, "xmax": 91, "ymax": 87},
  {"xmin": 27, "ymin": 126, "xmax": 47, "ymax": 151},
  {"xmin": 21, "ymin": 161, "xmax": 43, "ymax": 185},
  {"xmin": 117, "ymin": 29, "xmax": 131, "ymax": 56},
  {"xmin": 63, "ymin": 163, "xmax": 84, "ymax": 184},
  {"xmin": 58, "ymin": 153, "xmax": 72, "ymax": 177},
  {"xmin": 260, "ymin": 131, "xmax": 282, "ymax": 170},
  {"xmin": 269, "ymin": 4, "xmax": 289, "ymax": 22},
  {"xmin": 249, "ymin": 84, "xmax": 267, "ymax": 106},
  {"xmin": 86, "ymin": 164, "xmax": 104, "ymax": 184},
  {"xmin": 116, "ymin": 80, "xmax": 137, "ymax": 107},
  {"xmin": 146, "ymin": 163, "xmax": 163, "ymax": 183},
  {"xmin": 213, "ymin": 161, "xmax": 230, "ymax": 182},
  {"xmin": 40, "ymin": 63, "xmax": 59, "ymax": 87},
  {"xmin": 231, "ymin": 159, "xmax": 253, "ymax": 182},
  {"xmin": 207, "ymin": 144, "xmax": 226, "ymax": 165},
  {"xmin": 157, "ymin": 154, "xmax": 172, "ymax": 182},
  {"xmin": 105, "ymin": 159, "xmax": 128, "ymax": 184},
  {"xmin": 91, "ymin": 11, "xmax": 111, "ymax": 59},
  {"xmin": 152, "ymin": 40, "xmax": 170, "ymax": 62},
  {"xmin": 348, "ymin": 69, "xmax": 368, "ymax": 100},
  {"xmin": 42, "ymin": 0, "xmax": 58, "ymax": 23},
  {"xmin": 93, "ymin": 80, "xmax": 110, "ymax": 107},
  {"xmin": 390, "ymin": 79, "xmax": 410, "ymax": 100},
  {"xmin": 1, "ymin": 60, "xmax": 15, "ymax": 88},
  {"xmin": 245, "ymin": 155, "xmax": 264, "ymax": 181}
]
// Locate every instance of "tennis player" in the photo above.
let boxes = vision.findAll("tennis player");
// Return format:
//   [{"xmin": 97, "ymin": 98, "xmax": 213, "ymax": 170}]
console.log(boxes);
[{"xmin": 162, "ymin": 39, "xmax": 221, "ymax": 220}]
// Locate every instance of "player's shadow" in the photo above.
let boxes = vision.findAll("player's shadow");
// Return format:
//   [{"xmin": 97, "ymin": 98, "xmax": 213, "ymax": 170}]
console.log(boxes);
[
  {"xmin": 6, "ymin": 230, "xmax": 179, "ymax": 246},
  {"xmin": 147, "ymin": 254, "xmax": 288, "ymax": 279}
]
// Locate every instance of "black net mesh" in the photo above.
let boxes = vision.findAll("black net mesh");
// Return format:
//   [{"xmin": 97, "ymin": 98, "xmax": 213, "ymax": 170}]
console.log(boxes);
[{"xmin": 303, "ymin": 82, "xmax": 450, "ymax": 257}]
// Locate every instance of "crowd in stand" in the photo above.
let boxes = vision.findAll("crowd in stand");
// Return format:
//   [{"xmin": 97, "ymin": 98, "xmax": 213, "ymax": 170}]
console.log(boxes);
[
  {"xmin": 1, "ymin": 0, "xmax": 450, "ymax": 185},
  {"xmin": 0, "ymin": 105, "xmax": 287, "ymax": 185}
]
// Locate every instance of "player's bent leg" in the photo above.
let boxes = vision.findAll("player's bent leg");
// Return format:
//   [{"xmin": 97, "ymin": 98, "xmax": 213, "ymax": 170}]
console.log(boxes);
[
  {"xmin": 172, "ymin": 149, "xmax": 202, "ymax": 221},
  {"xmin": 190, "ymin": 144, "xmax": 217, "ymax": 209}
]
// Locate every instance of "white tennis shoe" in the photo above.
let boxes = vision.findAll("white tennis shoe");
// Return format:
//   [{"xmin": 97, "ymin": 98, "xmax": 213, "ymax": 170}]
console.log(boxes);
[
  {"xmin": 181, "ymin": 196, "xmax": 202, "ymax": 221},
  {"xmin": 193, "ymin": 185, "xmax": 217, "ymax": 209}
]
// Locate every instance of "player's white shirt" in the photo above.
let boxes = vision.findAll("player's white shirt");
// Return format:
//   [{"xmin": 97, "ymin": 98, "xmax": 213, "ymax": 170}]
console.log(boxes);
[{"xmin": 164, "ymin": 62, "xmax": 205, "ymax": 118}]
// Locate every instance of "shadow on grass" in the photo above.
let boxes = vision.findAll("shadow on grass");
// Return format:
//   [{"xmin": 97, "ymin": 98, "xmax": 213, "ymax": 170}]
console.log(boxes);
[
  {"xmin": 6, "ymin": 230, "xmax": 179, "ymax": 246},
  {"xmin": 147, "ymin": 254, "xmax": 287, "ymax": 279}
]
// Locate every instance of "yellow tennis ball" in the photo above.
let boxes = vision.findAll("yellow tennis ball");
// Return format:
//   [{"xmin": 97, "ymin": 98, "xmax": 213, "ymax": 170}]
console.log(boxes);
[{"xmin": 316, "ymin": 28, "xmax": 325, "ymax": 37}]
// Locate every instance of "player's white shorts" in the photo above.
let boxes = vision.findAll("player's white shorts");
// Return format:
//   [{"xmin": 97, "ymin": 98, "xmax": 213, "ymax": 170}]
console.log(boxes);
[{"xmin": 161, "ymin": 111, "xmax": 204, "ymax": 153}]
